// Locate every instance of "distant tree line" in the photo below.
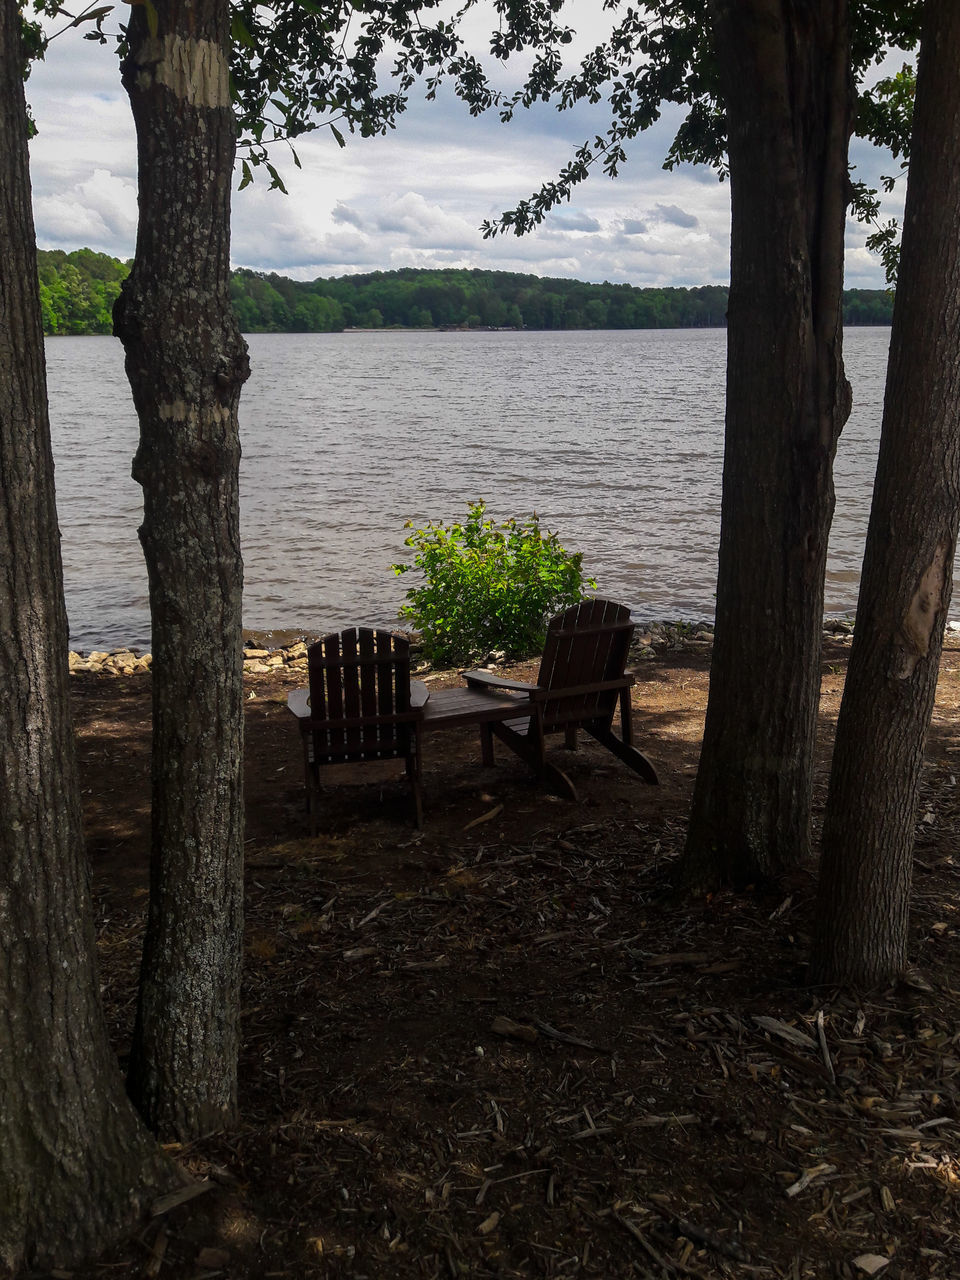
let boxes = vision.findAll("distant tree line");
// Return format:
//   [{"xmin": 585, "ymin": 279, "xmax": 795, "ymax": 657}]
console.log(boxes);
[
  {"xmin": 39, "ymin": 252, "xmax": 896, "ymax": 335},
  {"xmin": 229, "ymin": 266, "xmax": 895, "ymax": 331},
  {"xmin": 38, "ymin": 248, "xmax": 130, "ymax": 334}
]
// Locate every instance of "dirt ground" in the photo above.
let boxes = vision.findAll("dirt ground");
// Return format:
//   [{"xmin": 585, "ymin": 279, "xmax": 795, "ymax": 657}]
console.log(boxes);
[{"xmin": 61, "ymin": 636, "xmax": 960, "ymax": 1280}]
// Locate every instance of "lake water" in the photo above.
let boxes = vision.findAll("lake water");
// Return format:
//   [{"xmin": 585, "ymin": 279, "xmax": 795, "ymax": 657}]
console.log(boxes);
[{"xmin": 46, "ymin": 326, "xmax": 945, "ymax": 652}]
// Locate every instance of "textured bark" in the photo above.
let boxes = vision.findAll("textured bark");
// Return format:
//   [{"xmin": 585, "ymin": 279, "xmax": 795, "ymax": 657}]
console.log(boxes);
[
  {"xmin": 681, "ymin": 0, "xmax": 852, "ymax": 889},
  {"xmin": 115, "ymin": 0, "xmax": 250, "ymax": 1139},
  {"xmin": 811, "ymin": 0, "xmax": 960, "ymax": 987},
  {"xmin": 0, "ymin": 4, "xmax": 173, "ymax": 1269}
]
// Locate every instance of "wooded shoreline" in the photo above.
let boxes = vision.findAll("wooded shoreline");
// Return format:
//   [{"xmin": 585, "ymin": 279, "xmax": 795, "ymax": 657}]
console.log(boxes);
[{"xmin": 39, "ymin": 248, "xmax": 895, "ymax": 336}]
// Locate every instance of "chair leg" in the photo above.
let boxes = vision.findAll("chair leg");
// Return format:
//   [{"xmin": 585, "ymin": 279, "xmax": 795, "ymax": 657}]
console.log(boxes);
[
  {"xmin": 490, "ymin": 719, "xmax": 541, "ymax": 771},
  {"xmin": 306, "ymin": 767, "xmax": 321, "ymax": 837},
  {"xmin": 619, "ymin": 688, "xmax": 635, "ymax": 746},
  {"xmin": 490, "ymin": 717, "xmax": 577, "ymax": 801},
  {"xmin": 544, "ymin": 762, "xmax": 578, "ymax": 802},
  {"xmin": 407, "ymin": 740, "xmax": 424, "ymax": 828},
  {"xmin": 564, "ymin": 723, "xmax": 578, "ymax": 750},
  {"xmin": 301, "ymin": 738, "xmax": 318, "ymax": 834},
  {"xmin": 480, "ymin": 723, "xmax": 495, "ymax": 766},
  {"xmin": 587, "ymin": 724, "xmax": 659, "ymax": 785}
]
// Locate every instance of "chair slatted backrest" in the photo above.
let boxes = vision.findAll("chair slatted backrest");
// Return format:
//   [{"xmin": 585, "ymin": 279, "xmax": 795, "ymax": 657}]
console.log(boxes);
[
  {"xmin": 537, "ymin": 598, "xmax": 634, "ymax": 731},
  {"xmin": 306, "ymin": 627, "xmax": 416, "ymax": 765}
]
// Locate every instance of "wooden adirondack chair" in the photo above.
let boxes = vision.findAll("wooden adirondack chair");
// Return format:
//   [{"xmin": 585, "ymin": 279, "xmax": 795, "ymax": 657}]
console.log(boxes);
[
  {"xmin": 461, "ymin": 598, "xmax": 659, "ymax": 800},
  {"xmin": 298, "ymin": 627, "xmax": 425, "ymax": 830}
]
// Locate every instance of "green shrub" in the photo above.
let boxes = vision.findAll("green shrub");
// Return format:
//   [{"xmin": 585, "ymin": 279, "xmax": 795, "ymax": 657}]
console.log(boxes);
[{"xmin": 393, "ymin": 501, "xmax": 595, "ymax": 666}]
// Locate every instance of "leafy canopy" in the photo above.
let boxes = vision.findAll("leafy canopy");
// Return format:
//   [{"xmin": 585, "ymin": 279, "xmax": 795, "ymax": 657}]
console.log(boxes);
[{"xmin": 28, "ymin": 0, "xmax": 923, "ymax": 270}]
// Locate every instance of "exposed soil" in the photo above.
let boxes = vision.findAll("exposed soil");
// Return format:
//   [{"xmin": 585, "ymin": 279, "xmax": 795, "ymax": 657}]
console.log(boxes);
[{"xmin": 61, "ymin": 637, "xmax": 960, "ymax": 1280}]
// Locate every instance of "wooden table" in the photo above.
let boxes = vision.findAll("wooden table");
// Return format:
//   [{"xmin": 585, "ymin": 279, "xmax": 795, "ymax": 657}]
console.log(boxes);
[
  {"xmin": 419, "ymin": 683, "xmax": 531, "ymax": 732},
  {"xmin": 287, "ymin": 678, "xmax": 533, "ymax": 759}
]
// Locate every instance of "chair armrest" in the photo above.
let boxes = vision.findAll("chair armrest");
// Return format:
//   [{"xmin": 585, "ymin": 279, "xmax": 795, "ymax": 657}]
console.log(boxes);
[
  {"xmin": 462, "ymin": 668, "xmax": 538, "ymax": 694},
  {"xmin": 287, "ymin": 688, "xmax": 310, "ymax": 718}
]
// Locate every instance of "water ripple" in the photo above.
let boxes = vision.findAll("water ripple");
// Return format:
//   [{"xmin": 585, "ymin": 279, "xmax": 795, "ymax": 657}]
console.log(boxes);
[{"xmin": 44, "ymin": 326, "xmax": 943, "ymax": 651}]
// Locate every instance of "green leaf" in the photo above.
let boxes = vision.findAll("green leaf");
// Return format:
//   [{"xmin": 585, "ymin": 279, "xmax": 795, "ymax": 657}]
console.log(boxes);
[
  {"xmin": 265, "ymin": 162, "xmax": 287, "ymax": 194},
  {"xmin": 394, "ymin": 502, "xmax": 592, "ymax": 665},
  {"xmin": 330, "ymin": 122, "xmax": 346, "ymax": 149},
  {"xmin": 230, "ymin": 13, "xmax": 254, "ymax": 50},
  {"xmin": 71, "ymin": 5, "xmax": 112, "ymax": 26}
]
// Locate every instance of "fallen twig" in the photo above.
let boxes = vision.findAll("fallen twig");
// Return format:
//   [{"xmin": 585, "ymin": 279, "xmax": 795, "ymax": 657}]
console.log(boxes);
[
  {"xmin": 151, "ymin": 1181, "xmax": 214, "ymax": 1217},
  {"xmin": 647, "ymin": 1200, "xmax": 752, "ymax": 1263},
  {"xmin": 816, "ymin": 1008, "xmax": 836, "ymax": 1084},
  {"xmin": 529, "ymin": 1016, "xmax": 610, "ymax": 1053}
]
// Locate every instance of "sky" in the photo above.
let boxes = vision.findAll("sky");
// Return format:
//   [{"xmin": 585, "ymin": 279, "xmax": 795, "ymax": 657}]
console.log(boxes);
[{"xmin": 26, "ymin": 7, "xmax": 907, "ymax": 289}]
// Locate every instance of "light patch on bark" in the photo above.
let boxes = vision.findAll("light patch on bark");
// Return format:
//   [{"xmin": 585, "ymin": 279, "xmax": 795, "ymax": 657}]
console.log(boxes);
[
  {"xmin": 158, "ymin": 400, "xmax": 231, "ymax": 426},
  {"xmin": 892, "ymin": 541, "xmax": 949, "ymax": 678},
  {"xmin": 135, "ymin": 36, "xmax": 230, "ymax": 109}
]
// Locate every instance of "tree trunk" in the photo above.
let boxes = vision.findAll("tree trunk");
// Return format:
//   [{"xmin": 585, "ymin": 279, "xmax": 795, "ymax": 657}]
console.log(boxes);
[
  {"xmin": 0, "ymin": 3, "xmax": 174, "ymax": 1268},
  {"xmin": 681, "ymin": 0, "xmax": 852, "ymax": 890},
  {"xmin": 811, "ymin": 0, "xmax": 960, "ymax": 987},
  {"xmin": 115, "ymin": 0, "xmax": 250, "ymax": 1139}
]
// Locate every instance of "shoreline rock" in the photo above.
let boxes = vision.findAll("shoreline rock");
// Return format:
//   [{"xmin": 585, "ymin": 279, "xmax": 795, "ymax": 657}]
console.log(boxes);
[
  {"xmin": 68, "ymin": 641, "xmax": 312, "ymax": 676},
  {"xmin": 69, "ymin": 648, "xmax": 153, "ymax": 676},
  {"xmin": 67, "ymin": 615, "xmax": 916, "ymax": 678}
]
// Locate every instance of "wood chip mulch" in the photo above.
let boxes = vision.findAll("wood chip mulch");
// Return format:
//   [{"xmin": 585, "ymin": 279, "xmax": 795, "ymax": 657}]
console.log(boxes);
[{"xmin": 66, "ymin": 643, "xmax": 960, "ymax": 1279}]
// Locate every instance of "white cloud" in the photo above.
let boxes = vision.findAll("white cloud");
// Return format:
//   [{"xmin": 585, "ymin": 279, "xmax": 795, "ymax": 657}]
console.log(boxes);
[
  {"xmin": 551, "ymin": 209, "xmax": 602, "ymax": 233},
  {"xmin": 371, "ymin": 192, "xmax": 477, "ymax": 248},
  {"xmin": 25, "ymin": 18, "xmax": 903, "ymax": 290},
  {"xmin": 651, "ymin": 203, "xmax": 699, "ymax": 229},
  {"xmin": 34, "ymin": 169, "xmax": 138, "ymax": 252},
  {"xmin": 331, "ymin": 202, "xmax": 366, "ymax": 230}
]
